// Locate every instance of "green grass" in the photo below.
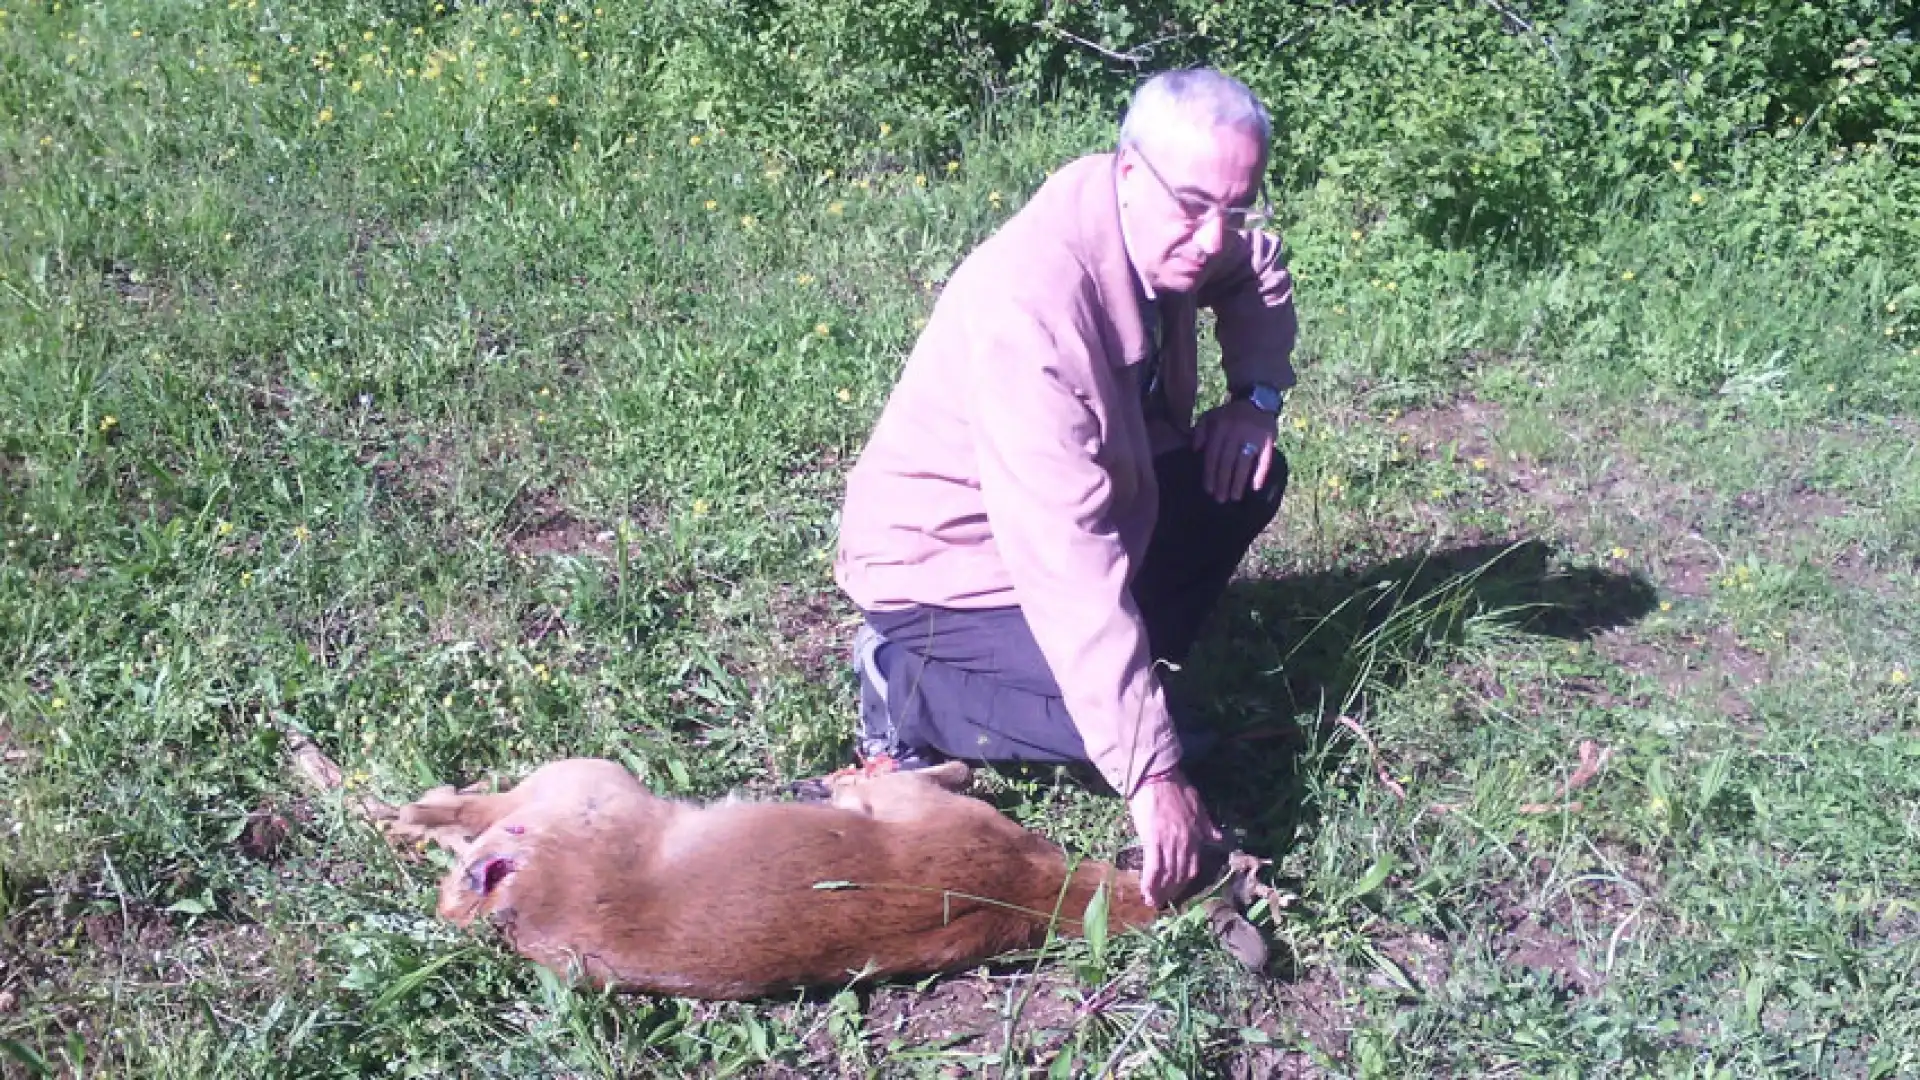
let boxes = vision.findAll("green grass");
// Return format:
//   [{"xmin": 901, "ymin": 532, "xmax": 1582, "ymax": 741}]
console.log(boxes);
[{"xmin": 3, "ymin": 1, "xmax": 1918, "ymax": 1077}]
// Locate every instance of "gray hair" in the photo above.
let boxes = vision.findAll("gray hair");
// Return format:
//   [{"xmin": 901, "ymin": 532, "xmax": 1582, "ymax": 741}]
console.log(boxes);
[{"xmin": 1118, "ymin": 68, "xmax": 1272, "ymax": 159}]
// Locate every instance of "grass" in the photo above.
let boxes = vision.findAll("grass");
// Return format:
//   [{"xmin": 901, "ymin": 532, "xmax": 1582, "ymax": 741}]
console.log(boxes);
[{"xmin": 3, "ymin": 1, "xmax": 1918, "ymax": 1077}]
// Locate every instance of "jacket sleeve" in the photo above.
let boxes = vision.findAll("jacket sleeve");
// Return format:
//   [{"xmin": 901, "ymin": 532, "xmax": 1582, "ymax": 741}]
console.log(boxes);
[
  {"xmin": 962, "ymin": 310, "xmax": 1182, "ymax": 797},
  {"xmin": 1198, "ymin": 227, "xmax": 1299, "ymax": 393}
]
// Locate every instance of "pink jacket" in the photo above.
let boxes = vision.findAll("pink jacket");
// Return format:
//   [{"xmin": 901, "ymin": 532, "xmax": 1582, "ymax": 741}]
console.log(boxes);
[{"xmin": 834, "ymin": 152, "xmax": 1298, "ymax": 796}]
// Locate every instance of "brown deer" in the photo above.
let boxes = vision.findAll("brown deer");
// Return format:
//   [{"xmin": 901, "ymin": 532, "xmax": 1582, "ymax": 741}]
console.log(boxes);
[{"xmin": 385, "ymin": 757, "xmax": 1266, "ymax": 1000}]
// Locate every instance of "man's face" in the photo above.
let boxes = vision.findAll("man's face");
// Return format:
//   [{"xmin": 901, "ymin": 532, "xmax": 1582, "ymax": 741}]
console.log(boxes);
[{"xmin": 1116, "ymin": 125, "xmax": 1266, "ymax": 295}]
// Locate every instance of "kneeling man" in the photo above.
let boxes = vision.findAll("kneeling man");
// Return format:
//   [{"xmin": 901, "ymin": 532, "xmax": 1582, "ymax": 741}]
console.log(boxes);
[{"xmin": 832, "ymin": 68, "xmax": 1300, "ymax": 908}]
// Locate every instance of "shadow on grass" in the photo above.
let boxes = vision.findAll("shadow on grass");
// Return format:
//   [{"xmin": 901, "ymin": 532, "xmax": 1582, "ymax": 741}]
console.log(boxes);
[{"xmin": 1175, "ymin": 537, "xmax": 1660, "ymax": 856}]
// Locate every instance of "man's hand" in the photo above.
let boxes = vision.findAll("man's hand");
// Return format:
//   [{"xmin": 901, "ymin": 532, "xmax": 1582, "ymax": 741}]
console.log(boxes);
[
  {"xmin": 1192, "ymin": 398, "xmax": 1279, "ymax": 503},
  {"xmin": 1127, "ymin": 768, "xmax": 1224, "ymax": 908}
]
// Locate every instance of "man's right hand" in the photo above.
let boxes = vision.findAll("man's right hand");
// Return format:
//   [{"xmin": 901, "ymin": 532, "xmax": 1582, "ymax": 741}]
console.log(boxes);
[{"xmin": 1127, "ymin": 767, "xmax": 1224, "ymax": 908}]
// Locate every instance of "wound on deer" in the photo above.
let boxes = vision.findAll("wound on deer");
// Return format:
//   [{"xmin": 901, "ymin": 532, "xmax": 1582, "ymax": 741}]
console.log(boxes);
[{"xmin": 467, "ymin": 853, "xmax": 518, "ymax": 895}]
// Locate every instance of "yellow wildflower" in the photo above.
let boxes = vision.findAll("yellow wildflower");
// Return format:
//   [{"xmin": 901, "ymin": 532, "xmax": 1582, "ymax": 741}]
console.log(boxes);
[
  {"xmin": 704, "ymin": 199, "xmax": 717, "ymax": 211},
  {"xmin": 879, "ymin": 122, "xmax": 891, "ymax": 137},
  {"xmin": 51, "ymin": 696, "xmax": 66, "ymax": 710},
  {"xmin": 1610, "ymin": 546, "xmax": 1629, "ymax": 559},
  {"xmin": 1620, "ymin": 270, "xmax": 1636, "ymax": 282},
  {"xmin": 835, "ymin": 388, "xmax": 852, "ymax": 403},
  {"xmin": 291, "ymin": 525, "xmax": 311, "ymax": 543},
  {"xmin": 915, "ymin": 174, "xmax": 927, "ymax": 187},
  {"xmin": 547, "ymin": 94, "xmax": 559, "ymax": 106},
  {"xmin": 99, "ymin": 415, "xmax": 118, "ymax": 433},
  {"xmin": 739, "ymin": 214, "xmax": 756, "ymax": 229},
  {"xmin": 689, "ymin": 134, "xmax": 702, "ymax": 147},
  {"xmin": 1690, "ymin": 191, "xmax": 1705, "ymax": 205},
  {"xmin": 946, "ymin": 161, "xmax": 959, "ymax": 173},
  {"xmin": 216, "ymin": 520, "xmax": 235, "ymax": 537},
  {"xmin": 317, "ymin": 106, "xmax": 334, "ymax": 123},
  {"xmin": 795, "ymin": 273, "xmax": 815, "ymax": 285},
  {"xmin": 1659, "ymin": 601, "xmax": 1672, "ymax": 612},
  {"xmin": 1470, "ymin": 457, "xmax": 1488, "ymax": 470},
  {"xmin": 827, "ymin": 201, "xmax": 844, "ymax": 215},
  {"xmin": 1892, "ymin": 669, "xmax": 1909, "ymax": 686},
  {"xmin": 814, "ymin": 322, "xmax": 830, "ymax": 337},
  {"xmin": 692, "ymin": 498, "xmax": 710, "ymax": 516}
]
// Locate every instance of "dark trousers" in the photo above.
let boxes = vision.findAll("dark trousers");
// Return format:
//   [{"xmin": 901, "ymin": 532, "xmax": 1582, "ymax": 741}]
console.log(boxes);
[{"xmin": 865, "ymin": 446, "xmax": 1287, "ymax": 770}]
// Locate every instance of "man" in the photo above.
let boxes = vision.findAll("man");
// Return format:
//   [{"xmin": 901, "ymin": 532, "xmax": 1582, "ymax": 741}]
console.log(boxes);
[{"xmin": 832, "ymin": 68, "xmax": 1298, "ymax": 908}]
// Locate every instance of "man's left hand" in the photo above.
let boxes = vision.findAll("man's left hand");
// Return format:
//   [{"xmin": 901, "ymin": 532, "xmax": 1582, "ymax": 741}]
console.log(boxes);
[{"xmin": 1192, "ymin": 399, "xmax": 1278, "ymax": 502}]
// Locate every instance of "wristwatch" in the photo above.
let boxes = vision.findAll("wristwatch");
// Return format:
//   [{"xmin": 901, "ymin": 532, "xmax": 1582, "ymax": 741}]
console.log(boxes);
[{"xmin": 1233, "ymin": 382, "xmax": 1286, "ymax": 415}]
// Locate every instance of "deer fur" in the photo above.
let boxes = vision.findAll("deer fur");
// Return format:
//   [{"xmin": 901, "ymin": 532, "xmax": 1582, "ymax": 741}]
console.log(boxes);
[{"xmin": 386, "ymin": 758, "xmax": 1242, "ymax": 1001}]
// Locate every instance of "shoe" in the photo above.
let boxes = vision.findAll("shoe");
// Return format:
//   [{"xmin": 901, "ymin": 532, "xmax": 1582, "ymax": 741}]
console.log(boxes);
[{"xmin": 852, "ymin": 622, "xmax": 942, "ymax": 771}]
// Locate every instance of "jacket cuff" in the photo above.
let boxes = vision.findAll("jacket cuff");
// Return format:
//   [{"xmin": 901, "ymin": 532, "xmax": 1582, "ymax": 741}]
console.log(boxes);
[{"xmin": 1089, "ymin": 715, "xmax": 1183, "ymax": 799}]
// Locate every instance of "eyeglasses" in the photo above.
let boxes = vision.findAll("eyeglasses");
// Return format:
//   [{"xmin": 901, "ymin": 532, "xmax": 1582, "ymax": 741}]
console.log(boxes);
[{"xmin": 1131, "ymin": 147, "xmax": 1273, "ymax": 233}]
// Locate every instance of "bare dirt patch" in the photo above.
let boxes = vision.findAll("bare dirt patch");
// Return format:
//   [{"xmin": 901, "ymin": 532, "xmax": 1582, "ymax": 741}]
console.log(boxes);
[
  {"xmin": 0, "ymin": 717, "xmax": 25, "ymax": 766},
  {"xmin": 863, "ymin": 971, "xmax": 1081, "ymax": 1062},
  {"xmin": 1653, "ymin": 551, "xmax": 1722, "ymax": 599},
  {"xmin": 1481, "ymin": 857, "xmax": 1649, "ymax": 998},
  {"xmin": 1594, "ymin": 624, "xmax": 1773, "ymax": 717},
  {"xmin": 1395, "ymin": 397, "xmax": 1508, "ymax": 465},
  {"xmin": 81, "ymin": 902, "xmax": 178, "ymax": 957},
  {"xmin": 1266, "ymin": 958, "xmax": 1356, "ymax": 1068},
  {"xmin": 366, "ymin": 432, "xmax": 459, "ymax": 516},
  {"xmin": 1388, "ymin": 394, "xmax": 1884, "ymax": 602},
  {"xmin": 236, "ymin": 795, "xmax": 319, "ymax": 864},
  {"xmin": 427, "ymin": 597, "xmax": 516, "ymax": 649},
  {"xmin": 102, "ymin": 260, "xmax": 171, "ymax": 312},
  {"xmin": 503, "ymin": 487, "xmax": 613, "ymax": 562}
]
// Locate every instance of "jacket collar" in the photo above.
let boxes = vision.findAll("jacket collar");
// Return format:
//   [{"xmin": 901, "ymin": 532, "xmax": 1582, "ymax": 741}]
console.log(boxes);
[{"xmin": 1065, "ymin": 153, "xmax": 1155, "ymax": 368}]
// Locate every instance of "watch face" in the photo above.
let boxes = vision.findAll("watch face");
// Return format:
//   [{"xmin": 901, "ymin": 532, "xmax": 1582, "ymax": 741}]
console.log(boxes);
[{"xmin": 1250, "ymin": 385, "xmax": 1283, "ymax": 412}]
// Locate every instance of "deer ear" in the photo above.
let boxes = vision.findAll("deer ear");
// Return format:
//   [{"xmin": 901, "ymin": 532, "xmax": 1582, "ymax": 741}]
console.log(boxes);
[{"xmin": 920, "ymin": 760, "xmax": 973, "ymax": 791}]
